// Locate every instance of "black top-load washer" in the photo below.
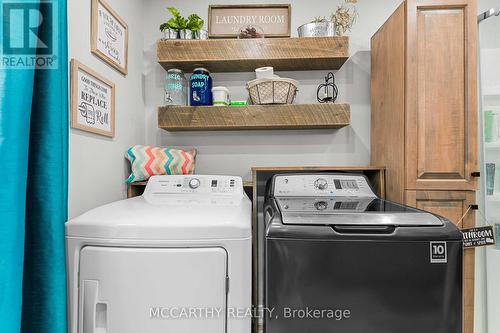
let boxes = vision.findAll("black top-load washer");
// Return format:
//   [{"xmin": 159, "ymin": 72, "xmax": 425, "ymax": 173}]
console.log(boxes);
[{"xmin": 264, "ymin": 173, "xmax": 463, "ymax": 333}]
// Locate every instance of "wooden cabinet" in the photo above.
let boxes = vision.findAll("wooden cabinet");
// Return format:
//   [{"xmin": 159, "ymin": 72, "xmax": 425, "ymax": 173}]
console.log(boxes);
[
  {"xmin": 406, "ymin": 190, "xmax": 476, "ymax": 333},
  {"xmin": 371, "ymin": 1, "xmax": 478, "ymax": 332},
  {"xmin": 405, "ymin": 0, "xmax": 478, "ymax": 191},
  {"xmin": 405, "ymin": 191, "xmax": 475, "ymax": 228},
  {"xmin": 372, "ymin": 0, "xmax": 478, "ymax": 199}
]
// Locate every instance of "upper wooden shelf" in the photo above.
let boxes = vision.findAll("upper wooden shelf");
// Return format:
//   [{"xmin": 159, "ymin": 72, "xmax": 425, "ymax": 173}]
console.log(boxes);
[
  {"xmin": 158, "ymin": 103, "xmax": 350, "ymax": 131},
  {"xmin": 157, "ymin": 37, "xmax": 349, "ymax": 73}
]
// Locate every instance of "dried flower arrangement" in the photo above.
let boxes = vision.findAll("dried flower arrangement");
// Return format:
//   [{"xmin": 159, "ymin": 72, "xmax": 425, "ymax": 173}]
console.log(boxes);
[
  {"xmin": 309, "ymin": 1, "xmax": 358, "ymax": 36},
  {"xmin": 331, "ymin": 0, "xmax": 358, "ymax": 35}
]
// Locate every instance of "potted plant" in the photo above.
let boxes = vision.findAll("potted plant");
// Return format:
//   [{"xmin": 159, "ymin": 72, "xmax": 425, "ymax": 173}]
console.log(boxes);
[
  {"xmin": 160, "ymin": 7, "xmax": 207, "ymax": 39},
  {"xmin": 160, "ymin": 7, "xmax": 188, "ymax": 39},
  {"xmin": 187, "ymin": 14, "xmax": 207, "ymax": 39},
  {"xmin": 297, "ymin": 0, "xmax": 358, "ymax": 37},
  {"xmin": 297, "ymin": 17, "xmax": 335, "ymax": 37}
]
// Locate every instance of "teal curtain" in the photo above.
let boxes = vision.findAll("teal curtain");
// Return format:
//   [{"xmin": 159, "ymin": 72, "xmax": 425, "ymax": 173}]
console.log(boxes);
[{"xmin": 0, "ymin": 0, "xmax": 68, "ymax": 332}]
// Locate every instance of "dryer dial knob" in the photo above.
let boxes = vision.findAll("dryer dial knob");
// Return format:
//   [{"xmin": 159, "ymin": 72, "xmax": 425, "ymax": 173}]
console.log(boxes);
[
  {"xmin": 189, "ymin": 178, "xmax": 201, "ymax": 189},
  {"xmin": 314, "ymin": 178, "xmax": 328, "ymax": 190},
  {"xmin": 314, "ymin": 201, "xmax": 328, "ymax": 211}
]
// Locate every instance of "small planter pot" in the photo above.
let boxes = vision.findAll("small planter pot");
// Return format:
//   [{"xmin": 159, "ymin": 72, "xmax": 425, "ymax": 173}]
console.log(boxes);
[
  {"xmin": 297, "ymin": 22, "xmax": 336, "ymax": 37},
  {"xmin": 162, "ymin": 28, "xmax": 178, "ymax": 40},
  {"xmin": 179, "ymin": 29, "xmax": 192, "ymax": 39},
  {"xmin": 193, "ymin": 29, "xmax": 209, "ymax": 40},
  {"xmin": 162, "ymin": 28, "xmax": 177, "ymax": 40}
]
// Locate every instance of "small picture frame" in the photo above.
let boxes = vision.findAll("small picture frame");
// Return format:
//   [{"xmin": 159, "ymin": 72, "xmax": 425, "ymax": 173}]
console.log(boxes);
[
  {"xmin": 208, "ymin": 4, "xmax": 291, "ymax": 38},
  {"xmin": 70, "ymin": 59, "xmax": 115, "ymax": 138},
  {"xmin": 91, "ymin": 0, "xmax": 128, "ymax": 75}
]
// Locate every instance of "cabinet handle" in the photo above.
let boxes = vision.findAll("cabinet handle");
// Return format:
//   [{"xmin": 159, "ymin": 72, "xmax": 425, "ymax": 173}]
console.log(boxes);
[{"xmin": 471, "ymin": 172, "xmax": 480, "ymax": 177}]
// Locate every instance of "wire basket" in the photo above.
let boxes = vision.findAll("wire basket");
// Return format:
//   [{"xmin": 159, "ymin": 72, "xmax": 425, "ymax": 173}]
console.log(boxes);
[{"xmin": 246, "ymin": 78, "xmax": 299, "ymax": 105}]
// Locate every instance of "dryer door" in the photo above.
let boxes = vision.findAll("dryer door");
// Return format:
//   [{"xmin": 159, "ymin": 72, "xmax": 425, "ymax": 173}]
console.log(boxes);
[{"xmin": 78, "ymin": 247, "xmax": 228, "ymax": 333}]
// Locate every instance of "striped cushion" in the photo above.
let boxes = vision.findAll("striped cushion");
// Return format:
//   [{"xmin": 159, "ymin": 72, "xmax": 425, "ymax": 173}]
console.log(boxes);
[{"xmin": 126, "ymin": 145, "xmax": 196, "ymax": 183}]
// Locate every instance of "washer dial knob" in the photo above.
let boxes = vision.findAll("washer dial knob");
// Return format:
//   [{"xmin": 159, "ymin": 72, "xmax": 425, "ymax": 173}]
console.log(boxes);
[
  {"xmin": 314, "ymin": 178, "xmax": 328, "ymax": 190},
  {"xmin": 188, "ymin": 178, "xmax": 201, "ymax": 189},
  {"xmin": 314, "ymin": 201, "xmax": 328, "ymax": 211}
]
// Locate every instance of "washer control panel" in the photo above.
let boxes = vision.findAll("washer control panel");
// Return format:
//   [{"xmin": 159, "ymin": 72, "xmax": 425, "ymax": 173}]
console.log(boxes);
[
  {"xmin": 273, "ymin": 174, "xmax": 377, "ymax": 198},
  {"xmin": 144, "ymin": 175, "xmax": 243, "ymax": 197},
  {"xmin": 276, "ymin": 197, "xmax": 375, "ymax": 213}
]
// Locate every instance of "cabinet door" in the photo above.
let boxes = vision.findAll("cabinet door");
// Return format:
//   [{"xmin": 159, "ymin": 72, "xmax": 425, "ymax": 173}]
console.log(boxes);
[
  {"xmin": 406, "ymin": 190, "xmax": 475, "ymax": 333},
  {"xmin": 405, "ymin": 0, "xmax": 478, "ymax": 191}
]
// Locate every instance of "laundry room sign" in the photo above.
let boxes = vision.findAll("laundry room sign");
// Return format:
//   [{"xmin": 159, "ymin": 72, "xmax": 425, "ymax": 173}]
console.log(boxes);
[
  {"xmin": 208, "ymin": 4, "xmax": 291, "ymax": 38},
  {"xmin": 462, "ymin": 226, "xmax": 496, "ymax": 248},
  {"xmin": 70, "ymin": 59, "xmax": 115, "ymax": 138},
  {"xmin": 91, "ymin": 0, "xmax": 128, "ymax": 75}
]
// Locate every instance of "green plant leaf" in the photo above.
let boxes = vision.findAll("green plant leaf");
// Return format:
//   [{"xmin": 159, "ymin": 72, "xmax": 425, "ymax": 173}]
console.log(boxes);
[
  {"xmin": 196, "ymin": 18, "xmax": 204, "ymax": 30},
  {"xmin": 167, "ymin": 17, "xmax": 179, "ymax": 30},
  {"xmin": 178, "ymin": 17, "xmax": 188, "ymax": 30},
  {"xmin": 159, "ymin": 22, "xmax": 170, "ymax": 31},
  {"xmin": 187, "ymin": 14, "xmax": 204, "ymax": 31},
  {"xmin": 167, "ymin": 6, "xmax": 181, "ymax": 19}
]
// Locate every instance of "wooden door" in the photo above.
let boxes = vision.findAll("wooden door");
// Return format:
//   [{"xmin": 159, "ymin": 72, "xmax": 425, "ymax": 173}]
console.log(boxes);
[
  {"xmin": 405, "ymin": 0, "xmax": 478, "ymax": 191},
  {"xmin": 406, "ymin": 190, "xmax": 475, "ymax": 333}
]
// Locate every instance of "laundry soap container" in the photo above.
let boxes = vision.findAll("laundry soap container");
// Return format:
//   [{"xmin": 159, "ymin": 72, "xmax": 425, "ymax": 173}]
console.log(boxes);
[
  {"xmin": 65, "ymin": 175, "xmax": 252, "ymax": 333},
  {"xmin": 212, "ymin": 86, "xmax": 230, "ymax": 106}
]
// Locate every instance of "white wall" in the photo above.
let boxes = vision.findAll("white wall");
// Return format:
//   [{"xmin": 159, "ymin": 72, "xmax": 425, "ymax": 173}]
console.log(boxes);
[
  {"xmin": 68, "ymin": 0, "xmax": 145, "ymax": 218},
  {"xmin": 143, "ymin": 0, "xmax": 402, "ymax": 181}
]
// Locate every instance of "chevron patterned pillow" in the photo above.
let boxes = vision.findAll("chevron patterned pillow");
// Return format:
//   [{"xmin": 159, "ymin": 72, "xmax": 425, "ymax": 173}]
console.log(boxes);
[{"xmin": 126, "ymin": 145, "xmax": 197, "ymax": 183}]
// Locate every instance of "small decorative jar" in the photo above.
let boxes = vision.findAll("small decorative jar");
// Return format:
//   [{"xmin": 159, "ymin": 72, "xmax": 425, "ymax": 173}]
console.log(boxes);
[
  {"xmin": 165, "ymin": 69, "xmax": 187, "ymax": 106},
  {"xmin": 190, "ymin": 68, "xmax": 213, "ymax": 106}
]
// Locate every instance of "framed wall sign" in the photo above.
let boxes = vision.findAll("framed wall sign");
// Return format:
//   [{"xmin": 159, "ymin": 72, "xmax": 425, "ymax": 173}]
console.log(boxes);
[
  {"xmin": 208, "ymin": 4, "xmax": 291, "ymax": 38},
  {"xmin": 91, "ymin": 0, "xmax": 128, "ymax": 75},
  {"xmin": 70, "ymin": 59, "xmax": 115, "ymax": 138}
]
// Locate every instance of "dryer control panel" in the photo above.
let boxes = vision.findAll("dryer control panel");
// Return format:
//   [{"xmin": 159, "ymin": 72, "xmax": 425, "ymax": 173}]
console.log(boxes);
[
  {"xmin": 273, "ymin": 174, "xmax": 377, "ymax": 198},
  {"xmin": 144, "ymin": 175, "xmax": 243, "ymax": 197}
]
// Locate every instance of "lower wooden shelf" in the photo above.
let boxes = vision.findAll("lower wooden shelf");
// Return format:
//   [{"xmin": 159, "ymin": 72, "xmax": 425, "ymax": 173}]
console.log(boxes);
[{"xmin": 157, "ymin": 104, "xmax": 350, "ymax": 131}]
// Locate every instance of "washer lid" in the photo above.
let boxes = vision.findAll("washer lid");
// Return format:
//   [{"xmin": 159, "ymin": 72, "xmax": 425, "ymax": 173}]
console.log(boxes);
[
  {"xmin": 277, "ymin": 198, "xmax": 444, "ymax": 227},
  {"xmin": 65, "ymin": 175, "xmax": 251, "ymax": 240}
]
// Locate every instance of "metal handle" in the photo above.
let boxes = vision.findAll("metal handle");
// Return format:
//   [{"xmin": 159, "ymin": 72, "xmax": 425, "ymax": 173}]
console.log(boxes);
[
  {"xmin": 332, "ymin": 225, "xmax": 396, "ymax": 234},
  {"xmin": 83, "ymin": 280, "xmax": 107, "ymax": 333},
  {"xmin": 471, "ymin": 172, "xmax": 481, "ymax": 177}
]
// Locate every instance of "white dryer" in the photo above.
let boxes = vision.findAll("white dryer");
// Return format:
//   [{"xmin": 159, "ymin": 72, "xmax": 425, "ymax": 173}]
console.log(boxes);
[{"xmin": 66, "ymin": 175, "xmax": 251, "ymax": 333}]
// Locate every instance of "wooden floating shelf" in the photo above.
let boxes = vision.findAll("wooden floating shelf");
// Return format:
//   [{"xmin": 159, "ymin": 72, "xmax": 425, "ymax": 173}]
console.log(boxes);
[
  {"xmin": 158, "ymin": 104, "xmax": 350, "ymax": 131},
  {"xmin": 157, "ymin": 37, "xmax": 349, "ymax": 72}
]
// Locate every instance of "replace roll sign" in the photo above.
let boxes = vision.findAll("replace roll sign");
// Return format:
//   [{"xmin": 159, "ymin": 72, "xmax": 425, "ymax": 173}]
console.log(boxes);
[
  {"xmin": 208, "ymin": 4, "xmax": 291, "ymax": 38},
  {"xmin": 70, "ymin": 59, "xmax": 115, "ymax": 138},
  {"xmin": 91, "ymin": 0, "xmax": 128, "ymax": 75}
]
